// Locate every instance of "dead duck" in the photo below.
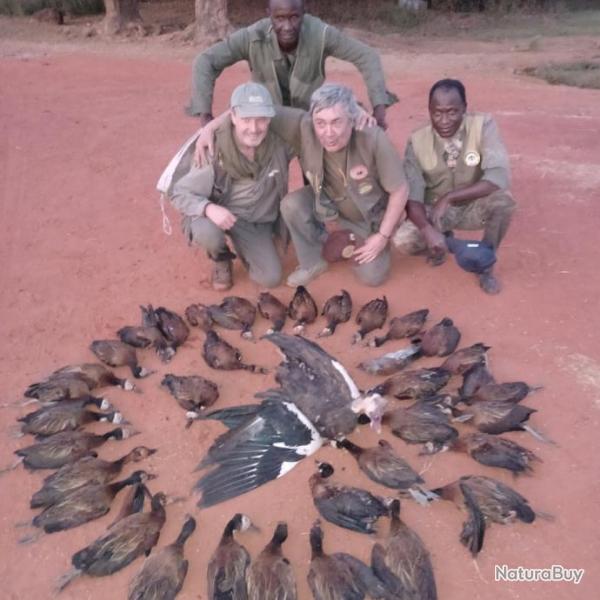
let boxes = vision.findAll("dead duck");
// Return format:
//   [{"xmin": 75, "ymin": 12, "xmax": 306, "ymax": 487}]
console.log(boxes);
[
  {"xmin": 17, "ymin": 397, "xmax": 121, "ymax": 437},
  {"xmin": 371, "ymin": 500, "xmax": 438, "ymax": 600},
  {"xmin": 161, "ymin": 374, "xmax": 219, "ymax": 419},
  {"xmin": 118, "ymin": 325, "xmax": 169, "ymax": 356},
  {"xmin": 248, "ymin": 522, "xmax": 297, "ymax": 600},
  {"xmin": 336, "ymin": 439, "xmax": 436, "ymax": 505},
  {"xmin": 307, "ymin": 520, "xmax": 392, "ymax": 600},
  {"xmin": 185, "ymin": 304, "xmax": 214, "ymax": 331},
  {"xmin": 370, "ymin": 309, "xmax": 429, "ymax": 348},
  {"xmin": 454, "ymin": 400, "xmax": 553, "ymax": 443},
  {"xmin": 6, "ymin": 427, "xmax": 136, "ymax": 472},
  {"xmin": 440, "ymin": 343, "xmax": 490, "ymax": 375},
  {"xmin": 310, "ymin": 462, "xmax": 389, "ymax": 534},
  {"xmin": 58, "ymin": 491, "xmax": 168, "ymax": 591},
  {"xmin": 469, "ymin": 381, "xmax": 542, "ymax": 404},
  {"xmin": 458, "ymin": 363, "xmax": 495, "ymax": 400},
  {"xmin": 420, "ymin": 318, "xmax": 461, "ymax": 357},
  {"xmin": 357, "ymin": 341, "xmax": 422, "ymax": 377},
  {"xmin": 288, "ymin": 286, "xmax": 318, "ymax": 334},
  {"xmin": 30, "ymin": 446, "xmax": 157, "ymax": 509},
  {"xmin": 353, "ymin": 296, "xmax": 388, "ymax": 344},
  {"xmin": 369, "ymin": 367, "xmax": 451, "ymax": 400},
  {"xmin": 207, "ymin": 513, "xmax": 254, "ymax": 600},
  {"xmin": 318, "ymin": 290, "xmax": 352, "ymax": 338},
  {"xmin": 432, "ymin": 475, "xmax": 539, "ymax": 556},
  {"xmin": 128, "ymin": 515, "xmax": 196, "ymax": 600},
  {"xmin": 51, "ymin": 363, "xmax": 135, "ymax": 392},
  {"xmin": 193, "ymin": 334, "xmax": 385, "ymax": 508},
  {"xmin": 90, "ymin": 340, "xmax": 153, "ymax": 379},
  {"xmin": 383, "ymin": 401, "xmax": 458, "ymax": 454},
  {"xmin": 257, "ymin": 291, "xmax": 287, "ymax": 333},
  {"xmin": 451, "ymin": 433, "xmax": 541, "ymax": 476},
  {"xmin": 20, "ymin": 471, "xmax": 156, "ymax": 543},
  {"xmin": 206, "ymin": 296, "xmax": 257, "ymax": 340},
  {"xmin": 108, "ymin": 481, "xmax": 150, "ymax": 528},
  {"xmin": 22, "ymin": 376, "xmax": 94, "ymax": 406},
  {"xmin": 202, "ymin": 330, "xmax": 267, "ymax": 374},
  {"xmin": 140, "ymin": 304, "xmax": 190, "ymax": 361}
]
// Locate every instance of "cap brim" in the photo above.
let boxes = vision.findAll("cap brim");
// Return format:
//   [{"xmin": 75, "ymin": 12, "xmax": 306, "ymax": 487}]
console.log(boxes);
[{"xmin": 233, "ymin": 106, "xmax": 275, "ymax": 118}]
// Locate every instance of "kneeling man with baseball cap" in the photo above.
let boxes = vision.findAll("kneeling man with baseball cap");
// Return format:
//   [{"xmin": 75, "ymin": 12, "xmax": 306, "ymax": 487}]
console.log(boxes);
[{"xmin": 170, "ymin": 82, "xmax": 294, "ymax": 290}]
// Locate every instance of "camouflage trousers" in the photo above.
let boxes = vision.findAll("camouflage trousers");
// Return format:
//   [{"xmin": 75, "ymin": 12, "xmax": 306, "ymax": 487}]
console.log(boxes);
[{"xmin": 393, "ymin": 190, "xmax": 515, "ymax": 255}]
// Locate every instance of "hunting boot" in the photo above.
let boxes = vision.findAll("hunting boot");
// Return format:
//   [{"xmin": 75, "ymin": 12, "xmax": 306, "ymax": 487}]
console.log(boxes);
[{"xmin": 210, "ymin": 249, "xmax": 236, "ymax": 292}]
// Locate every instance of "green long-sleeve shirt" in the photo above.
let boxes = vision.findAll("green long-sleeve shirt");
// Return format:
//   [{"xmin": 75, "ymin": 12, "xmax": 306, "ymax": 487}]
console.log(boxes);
[{"xmin": 188, "ymin": 14, "xmax": 395, "ymax": 116}]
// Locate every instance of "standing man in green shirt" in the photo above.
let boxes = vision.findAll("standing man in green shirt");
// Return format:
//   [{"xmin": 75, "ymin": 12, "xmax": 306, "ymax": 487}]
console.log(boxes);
[
  {"xmin": 188, "ymin": 0, "xmax": 396, "ymax": 130},
  {"xmin": 393, "ymin": 79, "xmax": 515, "ymax": 294}
]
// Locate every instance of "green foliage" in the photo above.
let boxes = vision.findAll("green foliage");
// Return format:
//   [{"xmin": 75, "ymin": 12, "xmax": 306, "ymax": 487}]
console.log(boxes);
[{"xmin": 0, "ymin": 0, "xmax": 104, "ymax": 17}]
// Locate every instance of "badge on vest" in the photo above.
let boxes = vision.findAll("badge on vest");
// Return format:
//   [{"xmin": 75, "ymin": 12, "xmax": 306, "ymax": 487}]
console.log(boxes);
[
  {"xmin": 358, "ymin": 183, "xmax": 373, "ymax": 195},
  {"xmin": 464, "ymin": 151, "xmax": 481, "ymax": 167},
  {"xmin": 350, "ymin": 165, "xmax": 369, "ymax": 180}
]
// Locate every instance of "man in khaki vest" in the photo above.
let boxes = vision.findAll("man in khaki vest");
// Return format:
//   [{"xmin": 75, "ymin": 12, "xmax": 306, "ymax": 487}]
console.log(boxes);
[
  {"xmin": 171, "ymin": 82, "xmax": 293, "ymax": 291},
  {"xmin": 276, "ymin": 83, "xmax": 408, "ymax": 287},
  {"xmin": 188, "ymin": 0, "xmax": 395, "ymax": 130},
  {"xmin": 393, "ymin": 79, "xmax": 515, "ymax": 294}
]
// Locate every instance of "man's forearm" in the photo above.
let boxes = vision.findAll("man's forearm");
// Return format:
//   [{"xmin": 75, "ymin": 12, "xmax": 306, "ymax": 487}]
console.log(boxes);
[
  {"xmin": 379, "ymin": 184, "xmax": 408, "ymax": 238},
  {"xmin": 406, "ymin": 200, "xmax": 430, "ymax": 229},
  {"xmin": 446, "ymin": 180, "xmax": 500, "ymax": 206}
]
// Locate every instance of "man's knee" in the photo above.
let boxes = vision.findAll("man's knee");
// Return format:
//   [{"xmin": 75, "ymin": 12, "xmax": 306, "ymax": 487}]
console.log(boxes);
[
  {"xmin": 280, "ymin": 187, "xmax": 313, "ymax": 223},
  {"xmin": 250, "ymin": 263, "xmax": 283, "ymax": 289},
  {"xmin": 487, "ymin": 190, "xmax": 516, "ymax": 215},
  {"xmin": 392, "ymin": 221, "xmax": 426, "ymax": 256},
  {"xmin": 185, "ymin": 217, "xmax": 224, "ymax": 253},
  {"xmin": 354, "ymin": 254, "xmax": 390, "ymax": 287}
]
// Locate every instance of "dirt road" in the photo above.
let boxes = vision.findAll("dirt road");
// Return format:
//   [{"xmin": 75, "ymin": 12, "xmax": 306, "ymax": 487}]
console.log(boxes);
[{"xmin": 1, "ymin": 19, "xmax": 599, "ymax": 600}]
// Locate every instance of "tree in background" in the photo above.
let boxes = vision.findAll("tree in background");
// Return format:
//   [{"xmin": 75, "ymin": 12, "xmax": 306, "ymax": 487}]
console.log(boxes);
[
  {"xmin": 194, "ymin": 0, "xmax": 231, "ymax": 44},
  {"xmin": 103, "ymin": 0, "xmax": 143, "ymax": 34}
]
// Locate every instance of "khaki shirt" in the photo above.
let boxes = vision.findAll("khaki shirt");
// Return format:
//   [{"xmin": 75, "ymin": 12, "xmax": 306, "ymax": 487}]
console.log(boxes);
[
  {"xmin": 171, "ymin": 123, "xmax": 293, "ymax": 224},
  {"xmin": 271, "ymin": 107, "xmax": 406, "ymax": 228},
  {"xmin": 405, "ymin": 114, "xmax": 510, "ymax": 205},
  {"xmin": 188, "ymin": 14, "xmax": 393, "ymax": 116}
]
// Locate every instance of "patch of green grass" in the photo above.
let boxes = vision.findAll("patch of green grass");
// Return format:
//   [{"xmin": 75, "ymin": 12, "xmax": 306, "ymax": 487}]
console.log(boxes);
[{"xmin": 522, "ymin": 61, "xmax": 600, "ymax": 89}]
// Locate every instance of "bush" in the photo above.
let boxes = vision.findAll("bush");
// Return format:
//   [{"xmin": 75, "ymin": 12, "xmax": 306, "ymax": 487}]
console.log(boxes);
[
  {"xmin": 0, "ymin": 0, "xmax": 104, "ymax": 17},
  {"xmin": 522, "ymin": 61, "xmax": 600, "ymax": 89}
]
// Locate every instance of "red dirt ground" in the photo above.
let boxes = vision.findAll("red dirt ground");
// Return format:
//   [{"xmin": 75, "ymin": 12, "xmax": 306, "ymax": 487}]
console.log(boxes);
[{"xmin": 1, "ymin": 18, "xmax": 599, "ymax": 600}]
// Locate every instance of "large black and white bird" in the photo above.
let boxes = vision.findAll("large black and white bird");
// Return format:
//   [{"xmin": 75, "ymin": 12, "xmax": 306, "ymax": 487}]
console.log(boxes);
[{"xmin": 193, "ymin": 333, "xmax": 386, "ymax": 508}]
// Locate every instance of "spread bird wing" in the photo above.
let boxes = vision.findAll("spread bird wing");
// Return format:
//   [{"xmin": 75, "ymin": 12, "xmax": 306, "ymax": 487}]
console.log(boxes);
[{"xmin": 195, "ymin": 395, "xmax": 322, "ymax": 508}]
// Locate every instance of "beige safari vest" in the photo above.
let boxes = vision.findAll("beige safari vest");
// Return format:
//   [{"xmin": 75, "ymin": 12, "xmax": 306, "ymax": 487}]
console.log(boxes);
[
  {"xmin": 300, "ymin": 122, "xmax": 388, "ymax": 229},
  {"xmin": 411, "ymin": 113, "xmax": 486, "ymax": 204},
  {"xmin": 247, "ymin": 15, "xmax": 328, "ymax": 110}
]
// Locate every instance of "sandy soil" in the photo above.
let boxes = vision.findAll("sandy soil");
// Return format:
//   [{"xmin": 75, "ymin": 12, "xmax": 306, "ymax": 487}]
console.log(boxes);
[{"xmin": 1, "ymin": 14, "xmax": 600, "ymax": 600}]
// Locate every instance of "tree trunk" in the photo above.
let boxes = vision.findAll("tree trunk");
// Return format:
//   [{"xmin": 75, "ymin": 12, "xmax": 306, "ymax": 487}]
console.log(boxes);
[
  {"xmin": 194, "ymin": 0, "xmax": 231, "ymax": 46},
  {"xmin": 103, "ymin": 0, "xmax": 143, "ymax": 35}
]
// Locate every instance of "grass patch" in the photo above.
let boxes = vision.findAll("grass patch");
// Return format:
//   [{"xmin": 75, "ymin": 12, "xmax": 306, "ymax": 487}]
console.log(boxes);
[{"xmin": 522, "ymin": 61, "xmax": 600, "ymax": 89}]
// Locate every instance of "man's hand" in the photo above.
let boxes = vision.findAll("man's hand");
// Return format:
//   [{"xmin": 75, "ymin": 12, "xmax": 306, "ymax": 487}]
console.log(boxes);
[
  {"xmin": 430, "ymin": 194, "xmax": 451, "ymax": 231},
  {"xmin": 422, "ymin": 224, "xmax": 447, "ymax": 266},
  {"xmin": 372, "ymin": 104, "xmax": 387, "ymax": 130},
  {"xmin": 356, "ymin": 108, "xmax": 377, "ymax": 130},
  {"xmin": 193, "ymin": 127, "xmax": 217, "ymax": 168},
  {"xmin": 205, "ymin": 204, "xmax": 237, "ymax": 230},
  {"xmin": 353, "ymin": 233, "xmax": 388, "ymax": 265}
]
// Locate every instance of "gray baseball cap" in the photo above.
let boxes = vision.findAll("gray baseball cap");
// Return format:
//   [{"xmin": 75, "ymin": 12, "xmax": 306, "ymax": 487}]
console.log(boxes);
[{"xmin": 230, "ymin": 82, "xmax": 275, "ymax": 118}]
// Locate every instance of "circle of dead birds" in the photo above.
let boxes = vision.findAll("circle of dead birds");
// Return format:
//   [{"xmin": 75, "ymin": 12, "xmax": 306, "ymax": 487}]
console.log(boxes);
[{"xmin": 3, "ymin": 287, "xmax": 555, "ymax": 599}]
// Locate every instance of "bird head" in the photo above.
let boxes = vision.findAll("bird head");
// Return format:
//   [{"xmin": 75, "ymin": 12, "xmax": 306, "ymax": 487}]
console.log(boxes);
[{"xmin": 351, "ymin": 393, "xmax": 389, "ymax": 433}]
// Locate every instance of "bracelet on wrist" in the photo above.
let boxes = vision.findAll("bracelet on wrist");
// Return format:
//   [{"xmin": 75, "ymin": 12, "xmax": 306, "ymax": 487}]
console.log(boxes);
[{"xmin": 378, "ymin": 230, "xmax": 391, "ymax": 240}]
